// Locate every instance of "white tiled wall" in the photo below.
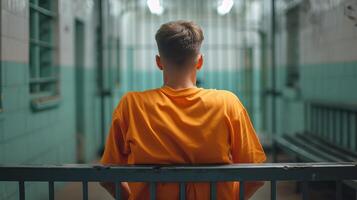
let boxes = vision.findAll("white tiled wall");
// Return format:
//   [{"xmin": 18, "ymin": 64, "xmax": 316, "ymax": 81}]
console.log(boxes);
[{"xmin": 1, "ymin": 0, "xmax": 28, "ymax": 63}]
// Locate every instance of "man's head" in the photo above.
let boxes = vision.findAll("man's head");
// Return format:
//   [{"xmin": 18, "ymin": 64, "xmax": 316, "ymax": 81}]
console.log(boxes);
[{"xmin": 155, "ymin": 20, "xmax": 204, "ymax": 71}]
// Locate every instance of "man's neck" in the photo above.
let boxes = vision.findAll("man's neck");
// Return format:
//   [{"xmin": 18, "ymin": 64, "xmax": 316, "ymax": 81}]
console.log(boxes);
[
  {"xmin": 164, "ymin": 81, "xmax": 196, "ymax": 90},
  {"xmin": 163, "ymin": 69, "xmax": 197, "ymax": 90}
]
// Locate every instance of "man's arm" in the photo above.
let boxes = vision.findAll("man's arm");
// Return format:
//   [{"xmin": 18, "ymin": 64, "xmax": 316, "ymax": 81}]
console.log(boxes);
[
  {"xmin": 99, "ymin": 95, "xmax": 130, "ymax": 198},
  {"xmin": 100, "ymin": 182, "xmax": 130, "ymax": 200},
  {"xmin": 231, "ymin": 107, "xmax": 267, "ymax": 199}
]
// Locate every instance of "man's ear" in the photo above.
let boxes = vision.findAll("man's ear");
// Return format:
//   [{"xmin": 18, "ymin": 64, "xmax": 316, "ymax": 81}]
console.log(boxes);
[
  {"xmin": 195, "ymin": 54, "xmax": 203, "ymax": 70},
  {"xmin": 156, "ymin": 55, "xmax": 164, "ymax": 70}
]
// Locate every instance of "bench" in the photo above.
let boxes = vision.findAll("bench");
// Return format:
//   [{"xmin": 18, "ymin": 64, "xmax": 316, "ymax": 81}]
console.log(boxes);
[{"xmin": 274, "ymin": 100, "xmax": 357, "ymax": 197}]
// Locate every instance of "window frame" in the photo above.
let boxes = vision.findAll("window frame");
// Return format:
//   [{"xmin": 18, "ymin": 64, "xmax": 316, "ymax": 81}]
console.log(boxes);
[{"xmin": 29, "ymin": 0, "xmax": 60, "ymax": 111}]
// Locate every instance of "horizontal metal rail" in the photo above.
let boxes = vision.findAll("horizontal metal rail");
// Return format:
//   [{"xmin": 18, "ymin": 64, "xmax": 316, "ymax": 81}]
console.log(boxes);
[{"xmin": 0, "ymin": 162, "xmax": 356, "ymax": 200}]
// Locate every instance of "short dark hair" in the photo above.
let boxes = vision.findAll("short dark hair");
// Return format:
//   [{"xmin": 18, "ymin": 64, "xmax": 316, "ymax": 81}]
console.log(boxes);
[{"xmin": 155, "ymin": 20, "xmax": 204, "ymax": 67}]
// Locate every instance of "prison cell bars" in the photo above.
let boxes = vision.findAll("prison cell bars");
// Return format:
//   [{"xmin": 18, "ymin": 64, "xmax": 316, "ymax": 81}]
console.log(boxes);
[{"xmin": 1, "ymin": 163, "xmax": 357, "ymax": 200}]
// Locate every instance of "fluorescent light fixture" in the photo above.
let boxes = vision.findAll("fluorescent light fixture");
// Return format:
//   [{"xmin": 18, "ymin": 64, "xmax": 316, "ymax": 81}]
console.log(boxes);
[
  {"xmin": 217, "ymin": 0, "xmax": 234, "ymax": 15},
  {"xmin": 147, "ymin": 0, "xmax": 164, "ymax": 15}
]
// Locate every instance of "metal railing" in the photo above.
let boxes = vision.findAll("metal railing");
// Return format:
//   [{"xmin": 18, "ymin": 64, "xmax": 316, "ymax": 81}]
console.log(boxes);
[
  {"xmin": 304, "ymin": 100, "xmax": 357, "ymax": 151},
  {"xmin": 1, "ymin": 162, "xmax": 357, "ymax": 200}
]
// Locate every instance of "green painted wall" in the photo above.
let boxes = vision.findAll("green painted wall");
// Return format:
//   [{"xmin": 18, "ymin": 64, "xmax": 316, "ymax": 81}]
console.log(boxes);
[
  {"xmin": 0, "ymin": 61, "xmax": 109, "ymax": 200},
  {"xmin": 264, "ymin": 61, "xmax": 357, "ymax": 144}
]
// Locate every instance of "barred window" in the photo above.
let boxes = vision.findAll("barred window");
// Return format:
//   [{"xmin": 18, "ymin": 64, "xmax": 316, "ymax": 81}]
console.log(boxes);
[{"xmin": 29, "ymin": 0, "xmax": 59, "ymax": 109}]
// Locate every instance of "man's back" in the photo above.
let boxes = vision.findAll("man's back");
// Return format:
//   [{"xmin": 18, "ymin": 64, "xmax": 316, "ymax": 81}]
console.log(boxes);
[{"xmin": 101, "ymin": 86, "xmax": 266, "ymax": 200}]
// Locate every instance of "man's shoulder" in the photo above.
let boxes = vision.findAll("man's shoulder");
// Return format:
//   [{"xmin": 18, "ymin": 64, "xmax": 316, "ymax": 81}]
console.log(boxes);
[
  {"xmin": 122, "ymin": 88, "xmax": 161, "ymax": 99},
  {"xmin": 203, "ymin": 88, "xmax": 240, "ymax": 100},
  {"xmin": 117, "ymin": 89, "xmax": 163, "ymax": 108},
  {"xmin": 114, "ymin": 90, "xmax": 158, "ymax": 113},
  {"xmin": 200, "ymin": 89, "xmax": 244, "ymax": 108}
]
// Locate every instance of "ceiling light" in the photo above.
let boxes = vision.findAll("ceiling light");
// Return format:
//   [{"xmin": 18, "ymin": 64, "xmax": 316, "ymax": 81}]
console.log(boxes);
[
  {"xmin": 147, "ymin": 0, "xmax": 164, "ymax": 15},
  {"xmin": 217, "ymin": 0, "xmax": 234, "ymax": 15}
]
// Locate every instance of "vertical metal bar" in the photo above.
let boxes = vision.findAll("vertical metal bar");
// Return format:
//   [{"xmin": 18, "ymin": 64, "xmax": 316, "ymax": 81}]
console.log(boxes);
[
  {"xmin": 115, "ymin": 182, "xmax": 121, "ymax": 200},
  {"xmin": 306, "ymin": 102, "xmax": 312, "ymax": 133},
  {"xmin": 315, "ymin": 107, "xmax": 318, "ymax": 134},
  {"xmin": 98, "ymin": 0, "xmax": 106, "ymax": 155},
  {"xmin": 313, "ymin": 106, "xmax": 317, "ymax": 134},
  {"xmin": 34, "ymin": 0, "xmax": 40, "ymax": 93},
  {"xmin": 355, "ymin": 113, "xmax": 357, "ymax": 151},
  {"xmin": 325, "ymin": 107, "xmax": 328, "ymax": 138},
  {"xmin": 271, "ymin": 181, "xmax": 276, "ymax": 200},
  {"xmin": 304, "ymin": 103, "xmax": 308, "ymax": 132},
  {"xmin": 316, "ymin": 106, "xmax": 319, "ymax": 134},
  {"xmin": 49, "ymin": 181, "xmax": 54, "ymax": 200},
  {"xmin": 82, "ymin": 181, "xmax": 88, "ymax": 200},
  {"xmin": 333, "ymin": 110, "xmax": 337, "ymax": 142},
  {"xmin": 320, "ymin": 107, "xmax": 323, "ymax": 136},
  {"xmin": 240, "ymin": 181, "xmax": 245, "ymax": 200},
  {"xmin": 150, "ymin": 182, "xmax": 156, "ymax": 200},
  {"xmin": 19, "ymin": 181, "xmax": 25, "ymax": 200},
  {"xmin": 329, "ymin": 109, "xmax": 333, "ymax": 141},
  {"xmin": 311, "ymin": 107, "xmax": 315, "ymax": 133},
  {"xmin": 210, "ymin": 182, "xmax": 217, "ymax": 200},
  {"xmin": 347, "ymin": 112, "xmax": 351, "ymax": 149},
  {"xmin": 317, "ymin": 107, "xmax": 324, "ymax": 138},
  {"xmin": 321, "ymin": 107, "xmax": 324, "ymax": 135},
  {"xmin": 320, "ymin": 107, "xmax": 323, "ymax": 137},
  {"xmin": 336, "ymin": 181, "xmax": 342, "ymax": 200},
  {"xmin": 322, "ymin": 108, "xmax": 326, "ymax": 138},
  {"xmin": 308, "ymin": 105, "xmax": 312, "ymax": 134},
  {"xmin": 271, "ymin": 0, "xmax": 277, "ymax": 137},
  {"xmin": 179, "ymin": 182, "xmax": 186, "ymax": 200},
  {"xmin": 318, "ymin": 107, "xmax": 321, "ymax": 136},
  {"xmin": 302, "ymin": 181, "xmax": 308, "ymax": 200},
  {"xmin": 303, "ymin": 103, "xmax": 306, "ymax": 131},
  {"xmin": 339, "ymin": 110, "xmax": 344, "ymax": 146},
  {"xmin": 272, "ymin": 140, "xmax": 278, "ymax": 163},
  {"xmin": 317, "ymin": 107, "xmax": 321, "ymax": 136}
]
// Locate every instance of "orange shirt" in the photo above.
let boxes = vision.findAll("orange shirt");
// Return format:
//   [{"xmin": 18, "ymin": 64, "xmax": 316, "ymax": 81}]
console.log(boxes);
[{"xmin": 101, "ymin": 86, "xmax": 266, "ymax": 200}]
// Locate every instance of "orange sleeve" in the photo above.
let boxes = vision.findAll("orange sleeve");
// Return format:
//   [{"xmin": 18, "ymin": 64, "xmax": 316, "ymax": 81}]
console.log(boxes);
[
  {"xmin": 231, "ymin": 107, "xmax": 266, "ymax": 164},
  {"xmin": 100, "ymin": 95, "xmax": 130, "ymax": 165}
]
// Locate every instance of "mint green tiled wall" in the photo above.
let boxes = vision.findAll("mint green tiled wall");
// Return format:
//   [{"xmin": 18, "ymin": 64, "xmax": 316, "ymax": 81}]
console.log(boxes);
[
  {"xmin": 300, "ymin": 62, "xmax": 357, "ymax": 103},
  {"xmin": 0, "ymin": 61, "xmax": 105, "ymax": 200},
  {"xmin": 264, "ymin": 61, "xmax": 357, "ymax": 140}
]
